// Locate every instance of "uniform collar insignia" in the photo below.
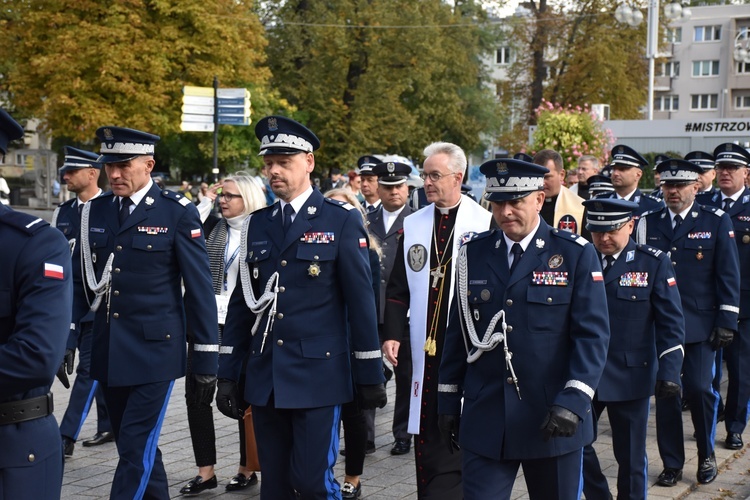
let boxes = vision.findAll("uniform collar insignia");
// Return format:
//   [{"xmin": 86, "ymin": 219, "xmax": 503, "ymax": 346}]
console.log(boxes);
[
  {"xmin": 307, "ymin": 206, "xmax": 317, "ymax": 215},
  {"xmin": 145, "ymin": 196, "xmax": 154, "ymax": 205}
]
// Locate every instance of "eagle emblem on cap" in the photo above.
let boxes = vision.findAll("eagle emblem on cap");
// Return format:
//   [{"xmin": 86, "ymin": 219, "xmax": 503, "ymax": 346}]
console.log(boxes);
[
  {"xmin": 726, "ymin": 144, "xmax": 733, "ymax": 151},
  {"xmin": 695, "ymin": 152, "xmax": 703, "ymax": 158},
  {"xmin": 496, "ymin": 162, "xmax": 508, "ymax": 174},
  {"xmin": 595, "ymin": 202, "xmax": 603, "ymax": 210},
  {"xmin": 617, "ymin": 146, "xmax": 624, "ymax": 153},
  {"xmin": 268, "ymin": 117, "xmax": 278, "ymax": 131},
  {"xmin": 387, "ymin": 162, "xmax": 395, "ymax": 173},
  {"xmin": 103, "ymin": 128, "xmax": 114, "ymax": 140}
]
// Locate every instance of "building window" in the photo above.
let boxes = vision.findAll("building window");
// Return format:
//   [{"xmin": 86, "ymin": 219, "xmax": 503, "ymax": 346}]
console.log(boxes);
[
  {"xmin": 665, "ymin": 27, "xmax": 682, "ymax": 43},
  {"xmin": 736, "ymin": 94, "xmax": 750, "ymax": 109},
  {"xmin": 692, "ymin": 60, "xmax": 719, "ymax": 77},
  {"xmin": 657, "ymin": 61, "xmax": 680, "ymax": 77},
  {"xmin": 694, "ymin": 25, "xmax": 721, "ymax": 42},
  {"xmin": 691, "ymin": 94, "xmax": 718, "ymax": 110},
  {"xmin": 739, "ymin": 60, "xmax": 750, "ymax": 74},
  {"xmin": 496, "ymin": 47, "xmax": 511, "ymax": 65},
  {"xmin": 655, "ymin": 95, "xmax": 679, "ymax": 111}
]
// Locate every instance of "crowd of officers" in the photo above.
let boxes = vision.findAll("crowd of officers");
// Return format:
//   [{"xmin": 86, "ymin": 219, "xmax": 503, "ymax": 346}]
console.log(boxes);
[{"xmin": 2, "ymin": 103, "xmax": 750, "ymax": 500}]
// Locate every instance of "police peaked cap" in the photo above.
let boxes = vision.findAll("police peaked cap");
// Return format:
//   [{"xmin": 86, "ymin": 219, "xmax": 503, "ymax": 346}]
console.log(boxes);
[
  {"xmin": 255, "ymin": 115, "xmax": 320, "ymax": 156},
  {"xmin": 96, "ymin": 126, "xmax": 160, "ymax": 164},
  {"xmin": 0, "ymin": 109, "xmax": 25, "ymax": 156},
  {"xmin": 713, "ymin": 143, "xmax": 750, "ymax": 168},
  {"xmin": 610, "ymin": 145, "xmax": 648, "ymax": 170},
  {"xmin": 480, "ymin": 158, "xmax": 549, "ymax": 202},
  {"xmin": 583, "ymin": 198, "xmax": 638, "ymax": 232}
]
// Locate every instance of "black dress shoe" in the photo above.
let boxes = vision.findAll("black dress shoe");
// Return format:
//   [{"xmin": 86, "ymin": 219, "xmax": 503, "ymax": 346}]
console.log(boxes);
[
  {"xmin": 82, "ymin": 431, "xmax": 114, "ymax": 447},
  {"xmin": 225, "ymin": 472, "xmax": 258, "ymax": 491},
  {"xmin": 726, "ymin": 432, "xmax": 744, "ymax": 450},
  {"xmin": 341, "ymin": 480, "xmax": 362, "ymax": 499},
  {"xmin": 179, "ymin": 475, "xmax": 217, "ymax": 496},
  {"xmin": 697, "ymin": 454, "xmax": 718, "ymax": 484},
  {"xmin": 62, "ymin": 437, "xmax": 75, "ymax": 457},
  {"xmin": 365, "ymin": 441, "xmax": 375, "ymax": 455},
  {"xmin": 391, "ymin": 438, "xmax": 411, "ymax": 455},
  {"xmin": 681, "ymin": 399, "xmax": 690, "ymax": 411},
  {"xmin": 656, "ymin": 467, "xmax": 682, "ymax": 486}
]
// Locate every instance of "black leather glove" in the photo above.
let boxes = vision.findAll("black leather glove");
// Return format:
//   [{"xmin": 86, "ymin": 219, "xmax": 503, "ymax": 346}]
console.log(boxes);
[
  {"xmin": 540, "ymin": 405, "xmax": 580, "ymax": 441},
  {"xmin": 438, "ymin": 414, "xmax": 461, "ymax": 454},
  {"xmin": 63, "ymin": 348, "xmax": 75, "ymax": 375},
  {"xmin": 192, "ymin": 374, "xmax": 217, "ymax": 406},
  {"xmin": 357, "ymin": 384, "xmax": 387, "ymax": 410},
  {"xmin": 710, "ymin": 327, "xmax": 734, "ymax": 350},
  {"xmin": 655, "ymin": 380, "xmax": 681, "ymax": 399},
  {"xmin": 56, "ymin": 364, "xmax": 70, "ymax": 389},
  {"xmin": 215, "ymin": 379, "xmax": 240, "ymax": 419}
]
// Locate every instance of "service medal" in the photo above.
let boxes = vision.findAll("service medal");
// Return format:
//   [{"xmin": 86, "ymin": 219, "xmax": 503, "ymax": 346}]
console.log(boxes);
[
  {"xmin": 548, "ymin": 254, "xmax": 563, "ymax": 269},
  {"xmin": 696, "ymin": 251, "xmax": 704, "ymax": 260},
  {"xmin": 308, "ymin": 262, "xmax": 321, "ymax": 277},
  {"xmin": 743, "ymin": 235, "xmax": 750, "ymax": 244}
]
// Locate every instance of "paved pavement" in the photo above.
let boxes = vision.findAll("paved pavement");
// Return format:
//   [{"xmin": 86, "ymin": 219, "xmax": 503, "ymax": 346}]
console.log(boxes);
[
  {"xmin": 54, "ymin": 370, "xmax": 750, "ymax": 500},
  {"xmin": 15, "ymin": 206, "xmax": 750, "ymax": 499}
]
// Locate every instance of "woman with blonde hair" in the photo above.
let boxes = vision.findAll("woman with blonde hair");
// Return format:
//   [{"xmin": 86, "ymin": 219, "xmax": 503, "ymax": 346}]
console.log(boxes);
[{"xmin": 180, "ymin": 173, "xmax": 267, "ymax": 495}]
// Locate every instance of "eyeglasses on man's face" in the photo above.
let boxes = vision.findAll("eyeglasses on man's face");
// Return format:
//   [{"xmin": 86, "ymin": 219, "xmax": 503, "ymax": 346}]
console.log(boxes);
[{"xmin": 419, "ymin": 171, "xmax": 457, "ymax": 183}]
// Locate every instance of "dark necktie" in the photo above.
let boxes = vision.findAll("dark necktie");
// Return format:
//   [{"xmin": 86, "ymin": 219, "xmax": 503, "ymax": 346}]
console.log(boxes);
[
  {"xmin": 603, "ymin": 255, "xmax": 616, "ymax": 276},
  {"xmin": 366, "ymin": 204, "xmax": 376, "ymax": 213},
  {"xmin": 723, "ymin": 198, "xmax": 733, "ymax": 212},
  {"xmin": 119, "ymin": 197, "xmax": 133, "ymax": 226},
  {"xmin": 509, "ymin": 243, "xmax": 524, "ymax": 275},
  {"xmin": 673, "ymin": 214, "xmax": 683, "ymax": 231},
  {"xmin": 77, "ymin": 202, "xmax": 83, "ymax": 218},
  {"xmin": 282, "ymin": 204, "xmax": 295, "ymax": 233}
]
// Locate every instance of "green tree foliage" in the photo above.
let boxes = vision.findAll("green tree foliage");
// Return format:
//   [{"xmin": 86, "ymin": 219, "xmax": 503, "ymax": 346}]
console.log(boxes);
[
  {"xmin": 529, "ymin": 99, "xmax": 615, "ymax": 170},
  {"xmin": 262, "ymin": 0, "xmax": 503, "ymax": 171},
  {"xmin": 0, "ymin": 0, "xmax": 271, "ymax": 145}
]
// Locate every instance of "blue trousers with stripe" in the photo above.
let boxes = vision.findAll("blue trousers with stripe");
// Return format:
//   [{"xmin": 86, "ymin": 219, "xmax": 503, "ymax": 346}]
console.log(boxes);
[
  {"xmin": 100, "ymin": 380, "xmax": 174, "ymax": 500},
  {"xmin": 461, "ymin": 447, "xmax": 583, "ymax": 500},
  {"xmin": 59, "ymin": 322, "xmax": 111, "ymax": 441},
  {"xmin": 724, "ymin": 318, "xmax": 750, "ymax": 434},
  {"xmin": 583, "ymin": 397, "xmax": 650, "ymax": 500},
  {"xmin": 253, "ymin": 404, "xmax": 342, "ymax": 500}
]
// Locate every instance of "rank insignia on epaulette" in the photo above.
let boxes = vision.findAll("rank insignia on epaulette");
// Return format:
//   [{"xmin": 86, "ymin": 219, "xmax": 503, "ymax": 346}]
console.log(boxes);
[
  {"xmin": 301, "ymin": 232, "xmax": 334, "ymax": 244},
  {"xmin": 179, "ymin": 197, "xmax": 191, "ymax": 207},
  {"xmin": 531, "ymin": 271, "xmax": 568, "ymax": 286},
  {"xmin": 626, "ymin": 250, "xmax": 635, "ymax": 262},
  {"xmin": 620, "ymin": 272, "xmax": 648, "ymax": 287},
  {"xmin": 687, "ymin": 231, "xmax": 711, "ymax": 239},
  {"xmin": 743, "ymin": 195, "xmax": 750, "ymax": 204}
]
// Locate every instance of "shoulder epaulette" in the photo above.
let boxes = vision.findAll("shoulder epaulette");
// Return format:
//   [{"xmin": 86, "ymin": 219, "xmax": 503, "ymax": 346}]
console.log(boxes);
[
  {"xmin": 636, "ymin": 243, "xmax": 663, "ymax": 259},
  {"xmin": 461, "ymin": 228, "xmax": 494, "ymax": 246},
  {"xmin": 324, "ymin": 197, "xmax": 355, "ymax": 211},
  {"xmin": 1, "ymin": 208, "xmax": 50, "ymax": 235},
  {"xmin": 161, "ymin": 189, "xmax": 193, "ymax": 207},
  {"xmin": 701, "ymin": 205, "xmax": 723, "ymax": 216},
  {"xmin": 551, "ymin": 228, "xmax": 589, "ymax": 246},
  {"xmin": 59, "ymin": 198, "xmax": 76, "ymax": 208}
]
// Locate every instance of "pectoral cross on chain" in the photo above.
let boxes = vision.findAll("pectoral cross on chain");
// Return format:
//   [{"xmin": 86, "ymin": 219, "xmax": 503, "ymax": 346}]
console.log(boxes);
[{"xmin": 430, "ymin": 266, "xmax": 445, "ymax": 288}]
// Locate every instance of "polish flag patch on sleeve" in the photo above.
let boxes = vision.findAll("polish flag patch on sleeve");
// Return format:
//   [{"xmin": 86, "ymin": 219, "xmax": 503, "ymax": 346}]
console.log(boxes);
[
  {"xmin": 359, "ymin": 237, "xmax": 367, "ymax": 248},
  {"xmin": 729, "ymin": 230, "xmax": 735, "ymax": 238},
  {"xmin": 191, "ymin": 228, "xmax": 202, "ymax": 239},
  {"xmin": 591, "ymin": 271, "xmax": 603, "ymax": 282},
  {"xmin": 667, "ymin": 276, "xmax": 677, "ymax": 287},
  {"xmin": 44, "ymin": 263, "xmax": 65, "ymax": 280}
]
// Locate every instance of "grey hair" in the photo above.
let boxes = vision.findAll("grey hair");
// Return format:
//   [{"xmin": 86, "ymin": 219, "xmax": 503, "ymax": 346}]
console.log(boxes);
[
  {"xmin": 223, "ymin": 171, "xmax": 267, "ymax": 216},
  {"xmin": 423, "ymin": 142, "xmax": 467, "ymax": 174},
  {"xmin": 577, "ymin": 155, "xmax": 600, "ymax": 169}
]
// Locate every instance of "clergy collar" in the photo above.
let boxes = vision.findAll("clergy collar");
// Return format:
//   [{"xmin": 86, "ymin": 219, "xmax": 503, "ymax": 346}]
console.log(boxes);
[{"xmin": 435, "ymin": 196, "xmax": 461, "ymax": 215}]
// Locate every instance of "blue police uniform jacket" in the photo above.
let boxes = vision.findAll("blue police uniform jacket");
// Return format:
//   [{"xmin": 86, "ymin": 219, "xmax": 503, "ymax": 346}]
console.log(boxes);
[
  {"xmin": 219, "ymin": 189, "xmax": 385, "ymax": 409},
  {"xmin": 698, "ymin": 188, "xmax": 750, "ymax": 319},
  {"xmin": 636, "ymin": 203, "xmax": 740, "ymax": 343},
  {"xmin": 0, "ymin": 205, "xmax": 72, "ymax": 468},
  {"xmin": 604, "ymin": 188, "xmax": 664, "ymax": 218},
  {"xmin": 595, "ymin": 240, "xmax": 685, "ymax": 401},
  {"xmin": 438, "ymin": 221, "xmax": 610, "ymax": 461},
  {"xmin": 85, "ymin": 184, "xmax": 218, "ymax": 386},
  {"xmin": 53, "ymin": 198, "xmax": 98, "ymax": 349}
]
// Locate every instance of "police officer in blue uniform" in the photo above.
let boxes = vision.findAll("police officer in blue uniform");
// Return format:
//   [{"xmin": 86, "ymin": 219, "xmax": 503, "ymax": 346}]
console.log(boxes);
[
  {"xmin": 437, "ymin": 158, "xmax": 610, "ymax": 499},
  {"xmin": 636, "ymin": 158, "xmax": 740, "ymax": 486},
  {"xmin": 368, "ymin": 161, "xmax": 414, "ymax": 455},
  {"xmin": 580, "ymin": 198, "xmax": 685, "ymax": 500},
  {"xmin": 54, "ymin": 147, "xmax": 113, "ymax": 457},
  {"xmin": 82, "ymin": 126, "xmax": 218, "ymax": 499},
  {"xmin": 691, "ymin": 151, "xmax": 719, "ymax": 204},
  {"xmin": 0, "ymin": 108, "xmax": 72, "ymax": 500},
  {"xmin": 702, "ymin": 143, "xmax": 750, "ymax": 451},
  {"xmin": 605, "ymin": 145, "xmax": 664, "ymax": 218},
  {"xmin": 216, "ymin": 116, "xmax": 386, "ymax": 500}
]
